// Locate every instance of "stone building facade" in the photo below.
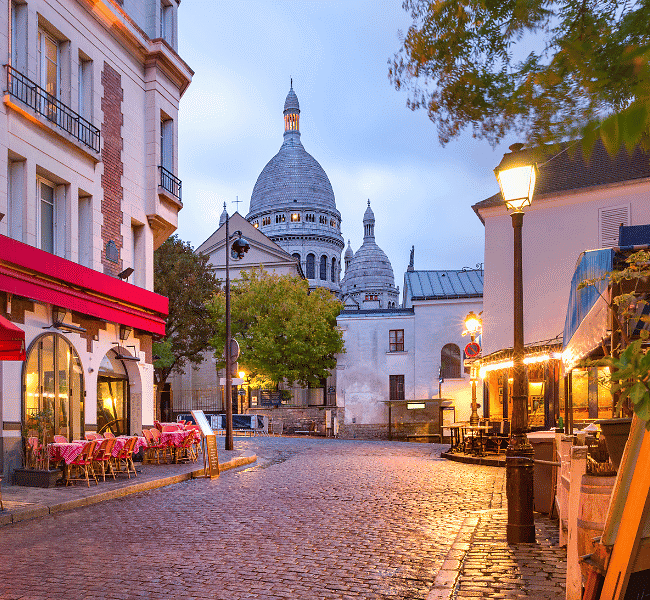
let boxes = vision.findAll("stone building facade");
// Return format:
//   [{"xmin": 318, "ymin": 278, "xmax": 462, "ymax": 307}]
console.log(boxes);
[{"xmin": 0, "ymin": 0, "xmax": 191, "ymax": 476}]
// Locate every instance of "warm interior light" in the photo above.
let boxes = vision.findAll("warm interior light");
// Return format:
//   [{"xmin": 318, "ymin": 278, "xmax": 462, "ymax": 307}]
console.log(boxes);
[
  {"xmin": 238, "ymin": 371, "xmax": 246, "ymax": 379},
  {"xmin": 407, "ymin": 403, "xmax": 426, "ymax": 410}
]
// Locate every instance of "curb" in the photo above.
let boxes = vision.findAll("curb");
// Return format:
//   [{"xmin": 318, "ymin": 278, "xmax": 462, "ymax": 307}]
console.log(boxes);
[
  {"xmin": 440, "ymin": 451, "xmax": 505, "ymax": 467},
  {"xmin": 0, "ymin": 454, "xmax": 257, "ymax": 526},
  {"xmin": 426, "ymin": 514, "xmax": 480, "ymax": 599}
]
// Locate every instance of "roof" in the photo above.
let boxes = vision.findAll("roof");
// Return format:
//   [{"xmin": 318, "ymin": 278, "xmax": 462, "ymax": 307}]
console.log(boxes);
[
  {"xmin": 473, "ymin": 140, "xmax": 650, "ymax": 223},
  {"xmin": 404, "ymin": 269, "xmax": 484, "ymax": 303}
]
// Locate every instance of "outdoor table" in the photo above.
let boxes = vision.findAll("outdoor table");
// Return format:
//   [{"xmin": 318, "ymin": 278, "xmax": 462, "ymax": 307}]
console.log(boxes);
[
  {"xmin": 112, "ymin": 436, "xmax": 147, "ymax": 458},
  {"xmin": 448, "ymin": 423, "xmax": 467, "ymax": 453},
  {"xmin": 47, "ymin": 441, "xmax": 86, "ymax": 465},
  {"xmin": 462, "ymin": 425, "xmax": 490, "ymax": 456}
]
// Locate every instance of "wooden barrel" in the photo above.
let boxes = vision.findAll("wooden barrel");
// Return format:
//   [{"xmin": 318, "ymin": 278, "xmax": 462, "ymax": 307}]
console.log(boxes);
[{"xmin": 578, "ymin": 475, "xmax": 616, "ymax": 577}]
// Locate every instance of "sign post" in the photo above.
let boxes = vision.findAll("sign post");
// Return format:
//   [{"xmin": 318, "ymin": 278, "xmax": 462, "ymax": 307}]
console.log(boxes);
[{"xmin": 191, "ymin": 410, "xmax": 219, "ymax": 478}]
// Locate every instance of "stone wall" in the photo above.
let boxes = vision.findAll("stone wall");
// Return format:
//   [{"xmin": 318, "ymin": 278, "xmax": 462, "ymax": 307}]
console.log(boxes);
[{"xmin": 249, "ymin": 406, "xmax": 344, "ymax": 436}]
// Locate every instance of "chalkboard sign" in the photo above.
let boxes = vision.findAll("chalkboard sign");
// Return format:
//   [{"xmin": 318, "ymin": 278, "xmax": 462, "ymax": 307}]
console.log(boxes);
[
  {"xmin": 205, "ymin": 434, "xmax": 219, "ymax": 478},
  {"xmin": 191, "ymin": 410, "xmax": 214, "ymax": 437}
]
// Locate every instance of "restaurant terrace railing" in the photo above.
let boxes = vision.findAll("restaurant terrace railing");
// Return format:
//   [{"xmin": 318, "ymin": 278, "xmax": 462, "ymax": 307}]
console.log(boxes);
[
  {"xmin": 5, "ymin": 65, "xmax": 101, "ymax": 153},
  {"xmin": 159, "ymin": 165, "xmax": 182, "ymax": 201}
]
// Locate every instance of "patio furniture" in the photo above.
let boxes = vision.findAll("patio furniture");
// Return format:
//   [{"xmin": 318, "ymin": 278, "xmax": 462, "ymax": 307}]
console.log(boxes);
[
  {"xmin": 53, "ymin": 435, "xmax": 68, "ymax": 443},
  {"xmin": 115, "ymin": 437, "xmax": 137, "ymax": 478},
  {"xmin": 93, "ymin": 438, "xmax": 116, "ymax": 481},
  {"xmin": 66, "ymin": 440, "xmax": 98, "ymax": 486},
  {"xmin": 149, "ymin": 428, "xmax": 170, "ymax": 463},
  {"xmin": 103, "ymin": 431, "xmax": 116, "ymax": 439}
]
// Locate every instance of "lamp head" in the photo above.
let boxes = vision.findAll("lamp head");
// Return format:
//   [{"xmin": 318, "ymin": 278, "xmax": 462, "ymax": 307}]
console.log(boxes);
[
  {"xmin": 494, "ymin": 143, "xmax": 537, "ymax": 213},
  {"xmin": 238, "ymin": 370, "xmax": 246, "ymax": 379},
  {"xmin": 230, "ymin": 233, "xmax": 250, "ymax": 259},
  {"xmin": 464, "ymin": 311, "xmax": 482, "ymax": 334}
]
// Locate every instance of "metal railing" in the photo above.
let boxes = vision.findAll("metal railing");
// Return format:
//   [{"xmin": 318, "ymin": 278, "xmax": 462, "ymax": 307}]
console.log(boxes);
[
  {"xmin": 6, "ymin": 65, "xmax": 101, "ymax": 153},
  {"xmin": 159, "ymin": 165, "xmax": 182, "ymax": 200}
]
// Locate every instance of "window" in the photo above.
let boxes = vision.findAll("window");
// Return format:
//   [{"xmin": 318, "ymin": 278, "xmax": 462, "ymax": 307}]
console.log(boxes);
[
  {"xmin": 24, "ymin": 333, "xmax": 85, "ymax": 441},
  {"xmin": 389, "ymin": 375, "xmax": 405, "ymax": 401},
  {"xmin": 262, "ymin": 216, "xmax": 271, "ymax": 226},
  {"xmin": 389, "ymin": 329, "xmax": 404, "ymax": 352},
  {"xmin": 8, "ymin": 159, "xmax": 25, "ymax": 242},
  {"xmin": 331, "ymin": 257, "xmax": 336, "ymax": 283},
  {"xmin": 305, "ymin": 213, "xmax": 315, "ymax": 222},
  {"xmin": 132, "ymin": 222, "xmax": 145, "ymax": 287},
  {"xmin": 78, "ymin": 53, "xmax": 93, "ymax": 121},
  {"xmin": 319, "ymin": 215, "xmax": 327, "ymax": 224},
  {"xmin": 330, "ymin": 219, "xmax": 336, "ymax": 227},
  {"xmin": 291, "ymin": 213, "xmax": 301, "ymax": 222},
  {"xmin": 441, "ymin": 343, "xmax": 461, "ymax": 379},
  {"xmin": 253, "ymin": 221, "xmax": 259, "ymax": 228},
  {"xmin": 275, "ymin": 213, "xmax": 286, "ymax": 223},
  {"xmin": 78, "ymin": 193, "xmax": 92, "ymax": 267},
  {"xmin": 292, "ymin": 252, "xmax": 301, "ymax": 265},
  {"xmin": 306, "ymin": 253, "xmax": 315, "ymax": 279},
  {"xmin": 11, "ymin": 1, "xmax": 28, "ymax": 73},
  {"xmin": 320, "ymin": 255, "xmax": 327, "ymax": 280},
  {"xmin": 38, "ymin": 178, "xmax": 56, "ymax": 254},
  {"xmin": 161, "ymin": 1, "xmax": 173, "ymax": 45},
  {"xmin": 38, "ymin": 28, "xmax": 60, "ymax": 98},
  {"xmin": 160, "ymin": 117, "xmax": 173, "ymax": 171}
]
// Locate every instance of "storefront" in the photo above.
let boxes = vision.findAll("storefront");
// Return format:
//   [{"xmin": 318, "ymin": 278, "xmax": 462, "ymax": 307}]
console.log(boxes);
[{"xmin": 480, "ymin": 343, "xmax": 563, "ymax": 430}]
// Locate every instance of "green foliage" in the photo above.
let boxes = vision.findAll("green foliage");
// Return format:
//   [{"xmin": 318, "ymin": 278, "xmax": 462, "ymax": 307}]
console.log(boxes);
[
  {"xmin": 153, "ymin": 235, "xmax": 220, "ymax": 386},
  {"xmin": 389, "ymin": 0, "xmax": 650, "ymax": 151},
  {"xmin": 207, "ymin": 269, "xmax": 345, "ymax": 388},
  {"xmin": 579, "ymin": 250, "xmax": 650, "ymax": 427}
]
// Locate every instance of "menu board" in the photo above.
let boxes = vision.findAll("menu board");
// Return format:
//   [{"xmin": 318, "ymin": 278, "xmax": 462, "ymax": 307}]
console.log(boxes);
[
  {"xmin": 191, "ymin": 410, "xmax": 214, "ymax": 437},
  {"xmin": 205, "ymin": 434, "xmax": 219, "ymax": 479}
]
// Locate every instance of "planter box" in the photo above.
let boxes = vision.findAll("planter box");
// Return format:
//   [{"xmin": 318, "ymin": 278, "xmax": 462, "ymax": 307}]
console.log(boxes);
[{"xmin": 13, "ymin": 468, "xmax": 62, "ymax": 488}]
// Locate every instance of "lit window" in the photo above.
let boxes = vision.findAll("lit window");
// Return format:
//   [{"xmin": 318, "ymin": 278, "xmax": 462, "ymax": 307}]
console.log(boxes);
[
  {"xmin": 291, "ymin": 213, "xmax": 300, "ymax": 222},
  {"xmin": 254, "ymin": 222, "xmax": 259, "ymax": 228},
  {"xmin": 407, "ymin": 403, "xmax": 425, "ymax": 410}
]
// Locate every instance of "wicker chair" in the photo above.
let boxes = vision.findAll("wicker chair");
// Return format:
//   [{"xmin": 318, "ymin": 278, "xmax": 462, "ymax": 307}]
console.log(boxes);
[
  {"xmin": 66, "ymin": 440, "xmax": 98, "ymax": 486},
  {"xmin": 149, "ymin": 428, "xmax": 170, "ymax": 463},
  {"xmin": 115, "ymin": 437, "xmax": 137, "ymax": 478},
  {"xmin": 53, "ymin": 435, "xmax": 68, "ymax": 444},
  {"xmin": 93, "ymin": 438, "xmax": 116, "ymax": 481}
]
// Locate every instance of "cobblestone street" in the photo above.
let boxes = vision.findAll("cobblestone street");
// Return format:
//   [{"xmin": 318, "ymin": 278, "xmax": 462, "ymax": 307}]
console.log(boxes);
[{"xmin": 0, "ymin": 438, "xmax": 565, "ymax": 599}]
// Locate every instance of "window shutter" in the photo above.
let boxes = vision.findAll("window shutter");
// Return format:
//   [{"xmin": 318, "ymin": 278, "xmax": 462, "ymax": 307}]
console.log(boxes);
[{"xmin": 599, "ymin": 205, "xmax": 630, "ymax": 248}]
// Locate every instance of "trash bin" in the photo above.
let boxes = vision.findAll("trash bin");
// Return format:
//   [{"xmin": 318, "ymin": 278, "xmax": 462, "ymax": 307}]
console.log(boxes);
[{"xmin": 527, "ymin": 431, "xmax": 556, "ymax": 514}]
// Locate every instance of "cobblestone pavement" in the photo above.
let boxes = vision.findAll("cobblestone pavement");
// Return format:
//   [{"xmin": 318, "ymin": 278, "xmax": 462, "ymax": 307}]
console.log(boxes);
[{"xmin": 0, "ymin": 438, "xmax": 565, "ymax": 600}]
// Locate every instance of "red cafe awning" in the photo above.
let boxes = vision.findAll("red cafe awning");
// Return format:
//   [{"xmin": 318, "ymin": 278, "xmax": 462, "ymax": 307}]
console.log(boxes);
[
  {"xmin": 0, "ymin": 314, "xmax": 26, "ymax": 361},
  {"xmin": 0, "ymin": 235, "xmax": 168, "ymax": 336}
]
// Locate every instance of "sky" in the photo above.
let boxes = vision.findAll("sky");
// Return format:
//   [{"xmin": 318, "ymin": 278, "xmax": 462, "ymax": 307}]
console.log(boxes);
[{"xmin": 176, "ymin": 0, "xmax": 513, "ymax": 281}]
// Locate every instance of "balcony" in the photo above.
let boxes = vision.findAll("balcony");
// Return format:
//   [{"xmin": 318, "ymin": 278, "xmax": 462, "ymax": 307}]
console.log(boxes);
[
  {"xmin": 5, "ymin": 65, "xmax": 101, "ymax": 153},
  {"xmin": 159, "ymin": 165, "xmax": 182, "ymax": 201}
]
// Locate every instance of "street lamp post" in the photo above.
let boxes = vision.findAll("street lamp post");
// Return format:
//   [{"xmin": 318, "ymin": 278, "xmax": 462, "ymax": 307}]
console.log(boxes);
[
  {"xmin": 223, "ymin": 204, "xmax": 250, "ymax": 451},
  {"xmin": 464, "ymin": 311, "xmax": 482, "ymax": 426},
  {"xmin": 494, "ymin": 143, "xmax": 537, "ymax": 544}
]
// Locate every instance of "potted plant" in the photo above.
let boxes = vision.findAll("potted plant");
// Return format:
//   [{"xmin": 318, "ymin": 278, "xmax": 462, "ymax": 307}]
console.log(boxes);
[
  {"xmin": 579, "ymin": 249, "xmax": 650, "ymax": 468},
  {"xmin": 14, "ymin": 408, "xmax": 62, "ymax": 488}
]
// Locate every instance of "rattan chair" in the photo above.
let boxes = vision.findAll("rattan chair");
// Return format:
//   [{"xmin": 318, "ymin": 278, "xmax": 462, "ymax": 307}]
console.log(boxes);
[
  {"xmin": 115, "ymin": 437, "xmax": 137, "ymax": 478},
  {"xmin": 66, "ymin": 440, "xmax": 98, "ymax": 486},
  {"xmin": 93, "ymin": 438, "xmax": 116, "ymax": 481}
]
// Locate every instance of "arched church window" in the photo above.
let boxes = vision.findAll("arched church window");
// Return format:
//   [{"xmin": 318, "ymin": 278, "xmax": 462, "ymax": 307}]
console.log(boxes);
[
  {"xmin": 320, "ymin": 255, "xmax": 328, "ymax": 280},
  {"xmin": 441, "ymin": 343, "xmax": 461, "ymax": 379},
  {"xmin": 292, "ymin": 253, "xmax": 301, "ymax": 264},
  {"xmin": 306, "ymin": 254, "xmax": 315, "ymax": 279},
  {"xmin": 331, "ymin": 258, "xmax": 336, "ymax": 283}
]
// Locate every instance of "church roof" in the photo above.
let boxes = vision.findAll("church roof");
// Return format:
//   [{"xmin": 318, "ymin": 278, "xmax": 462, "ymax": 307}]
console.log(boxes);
[
  {"xmin": 247, "ymin": 86, "xmax": 337, "ymax": 216},
  {"xmin": 342, "ymin": 202, "xmax": 396, "ymax": 293},
  {"xmin": 404, "ymin": 269, "xmax": 484, "ymax": 302}
]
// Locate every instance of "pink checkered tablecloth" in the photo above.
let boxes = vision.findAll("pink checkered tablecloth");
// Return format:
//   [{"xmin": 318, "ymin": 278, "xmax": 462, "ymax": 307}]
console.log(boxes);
[
  {"xmin": 160, "ymin": 429, "xmax": 198, "ymax": 448},
  {"xmin": 47, "ymin": 442, "xmax": 86, "ymax": 465},
  {"xmin": 111, "ymin": 436, "xmax": 147, "ymax": 457}
]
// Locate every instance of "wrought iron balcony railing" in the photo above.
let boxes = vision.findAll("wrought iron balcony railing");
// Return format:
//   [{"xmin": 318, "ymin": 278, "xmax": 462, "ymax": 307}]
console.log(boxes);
[
  {"xmin": 159, "ymin": 165, "xmax": 182, "ymax": 201},
  {"xmin": 5, "ymin": 65, "xmax": 101, "ymax": 153}
]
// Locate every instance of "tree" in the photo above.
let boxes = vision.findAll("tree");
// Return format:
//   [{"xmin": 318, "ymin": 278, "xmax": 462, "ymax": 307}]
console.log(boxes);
[
  {"xmin": 153, "ymin": 235, "xmax": 219, "ymax": 392},
  {"xmin": 389, "ymin": 0, "xmax": 650, "ymax": 152},
  {"xmin": 207, "ymin": 269, "xmax": 344, "ymax": 388}
]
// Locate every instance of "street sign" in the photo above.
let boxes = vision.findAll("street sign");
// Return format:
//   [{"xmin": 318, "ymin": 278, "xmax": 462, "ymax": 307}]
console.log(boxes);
[{"xmin": 465, "ymin": 341, "xmax": 481, "ymax": 358}]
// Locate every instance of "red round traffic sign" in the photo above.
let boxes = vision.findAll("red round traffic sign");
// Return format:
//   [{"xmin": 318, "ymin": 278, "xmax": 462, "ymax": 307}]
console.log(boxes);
[{"xmin": 464, "ymin": 341, "xmax": 481, "ymax": 358}]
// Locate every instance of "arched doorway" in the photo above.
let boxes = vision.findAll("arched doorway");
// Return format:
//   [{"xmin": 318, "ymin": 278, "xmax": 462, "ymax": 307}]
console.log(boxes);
[
  {"xmin": 97, "ymin": 350, "xmax": 130, "ymax": 436},
  {"xmin": 23, "ymin": 333, "xmax": 84, "ymax": 441}
]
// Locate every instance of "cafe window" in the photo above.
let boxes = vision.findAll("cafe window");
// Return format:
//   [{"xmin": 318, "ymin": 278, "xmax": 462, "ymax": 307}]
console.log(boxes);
[
  {"xmin": 389, "ymin": 329, "xmax": 404, "ymax": 352},
  {"xmin": 441, "ymin": 343, "xmax": 461, "ymax": 379},
  {"xmin": 389, "ymin": 375, "xmax": 405, "ymax": 401},
  {"xmin": 24, "ymin": 333, "xmax": 84, "ymax": 442}
]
